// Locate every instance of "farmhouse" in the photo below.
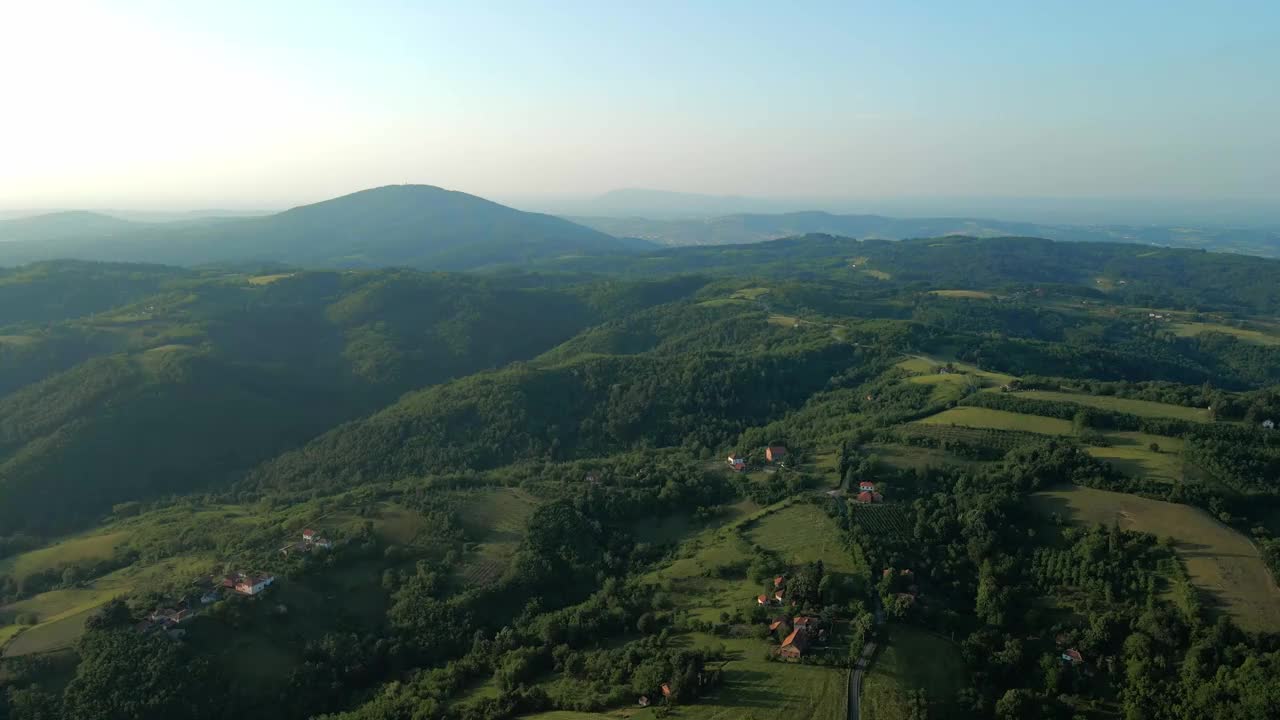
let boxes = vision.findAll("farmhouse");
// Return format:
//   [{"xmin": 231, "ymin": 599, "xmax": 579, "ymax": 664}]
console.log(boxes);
[
  {"xmin": 774, "ymin": 575, "xmax": 785, "ymax": 588},
  {"xmin": 1062, "ymin": 648, "xmax": 1084, "ymax": 665},
  {"xmin": 224, "ymin": 572, "xmax": 276, "ymax": 596},
  {"xmin": 778, "ymin": 627, "xmax": 810, "ymax": 658},
  {"xmin": 1264, "ymin": 419, "xmax": 1275, "ymax": 430},
  {"xmin": 858, "ymin": 481, "xmax": 875, "ymax": 493},
  {"xmin": 855, "ymin": 490, "xmax": 883, "ymax": 504},
  {"xmin": 765, "ymin": 445, "xmax": 787, "ymax": 463},
  {"xmin": 757, "ymin": 594, "xmax": 769, "ymax": 606},
  {"xmin": 727, "ymin": 455, "xmax": 747, "ymax": 472},
  {"xmin": 660, "ymin": 683, "xmax": 672, "ymax": 698}
]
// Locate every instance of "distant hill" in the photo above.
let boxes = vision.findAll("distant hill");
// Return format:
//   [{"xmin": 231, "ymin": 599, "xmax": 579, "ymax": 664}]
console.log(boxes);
[
  {"xmin": 0, "ymin": 211, "xmax": 142, "ymax": 243},
  {"xmin": 0, "ymin": 185, "xmax": 646, "ymax": 270},
  {"xmin": 568, "ymin": 211, "xmax": 1280, "ymax": 258}
]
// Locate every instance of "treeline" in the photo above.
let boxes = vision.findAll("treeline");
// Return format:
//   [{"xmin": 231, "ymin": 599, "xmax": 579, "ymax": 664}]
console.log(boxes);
[{"xmin": 246, "ymin": 331, "xmax": 870, "ymax": 494}]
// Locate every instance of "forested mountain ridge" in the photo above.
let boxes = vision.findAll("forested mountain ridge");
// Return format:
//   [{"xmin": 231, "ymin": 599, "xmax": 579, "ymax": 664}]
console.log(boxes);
[
  {"xmin": 3, "ymin": 232, "xmax": 1280, "ymax": 720},
  {"xmin": 570, "ymin": 209, "xmax": 1280, "ymax": 257},
  {"xmin": 0, "ymin": 267, "xmax": 708, "ymax": 535},
  {"xmin": 0, "ymin": 185, "xmax": 646, "ymax": 270}
]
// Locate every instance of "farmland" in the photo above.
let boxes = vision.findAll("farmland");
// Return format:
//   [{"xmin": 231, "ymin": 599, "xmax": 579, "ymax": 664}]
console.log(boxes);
[
  {"xmin": 1030, "ymin": 485, "xmax": 1280, "ymax": 632},
  {"xmin": 851, "ymin": 505, "xmax": 912, "ymax": 544},
  {"xmin": 1014, "ymin": 389, "xmax": 1212, "ymax": 423},
  {"xmin": 1170, "ymin": 319, "xmax": 1280, "ymax": 346},
  {"xmin": 927, "ymin": 289, "xmax": 995, "ymax": 299},
  {"xmin": 1085, "ymin": 432, "xmax": 1188, "ymax": 486},
  {"xmin": 915, "ymin": 407, "xmax": 1073, "ymax": 435},
  {"xmin": 860, "ymin": 624, "xmax": 964, "ymax": 720},
  {"xmin": 0, "ymin": 532, "xmax": 126, "ymax": 585},
  {"xmin": 746, "ymin": 503, "xmax": 865, "ymax": 576}
]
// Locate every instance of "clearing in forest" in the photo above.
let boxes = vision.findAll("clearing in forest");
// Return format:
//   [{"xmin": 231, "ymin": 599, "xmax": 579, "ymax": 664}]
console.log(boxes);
[
  {"xmin": 927, "ymin": 289, "xmax": 995, "ymax": 300},
  {"xmin": 1030, "ymin": 485, "xmax": 1280, "ymax": 633},
  {"xmin": 861, "ymin": 624, "xmax": 964, "ymax": 720},
  {"xmin": 1014, "ymin": 390, "xmax": 1211, "ymax": 423},
  {"xmin": 915, "ymin": 407, "xmax": 1073, "ymax": 436}
]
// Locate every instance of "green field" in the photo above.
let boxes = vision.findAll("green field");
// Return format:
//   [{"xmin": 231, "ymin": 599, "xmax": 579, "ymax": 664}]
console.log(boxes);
[
  {"xmin": 1016, "ymin": 390, "xmax": 1211, "ymax": 423},
  {"xmin": 0, "ymin": 532, "xmax": 125, "ymax": 584},
  {"xmin": 746, "ymin": 503, "xmax": 865, "ymax": 576},
  {"xmin": 927, "ymin": 289, "xmax": 995, "ymax": 299},
  {"xmin": 1170, "ymin": 320, "xmax": 1280, "ymax": 346},
  {"xmin": 861, "ymin": 624, "xmax": 964, "ymax": 720},
  {"xmin": 1086, "ymin": 432, "xmax": 1187, "ymax": 485},
  {"xmin": 916, "ymin": 407, "xmax": 1072, "ymax": 435},
  {"xmin": 865, "ymin": 443, "xmax": 985, "ymax": 474},
  {"xmin": 1031, "ymin": 485, "xmax": 1280, "ymax": 632}
]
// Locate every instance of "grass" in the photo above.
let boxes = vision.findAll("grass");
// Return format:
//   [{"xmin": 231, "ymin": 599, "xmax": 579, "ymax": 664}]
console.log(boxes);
[
  {"xmin": 746, "ymin": 504, "xmax": 864, "ymax": 576},
  {"xmin": 895, "ymin": 355, "xmax": 1015, "ymax": 388},
  {"xmin": 767, "ymin": 314, "xmax": 800, "ymax": 327},
  {"xmin": 927, "ymin": 289, "xmax": 995, "ymax": 300},
  {"xmin": 1, "ymin": 606, "xmax": 98, "ymax": 657},
  {"xmin": 1086, "ymin": 432, "xmax": 1187, "ymax": 485},
  {"xmin": 1170, "ymin": 321, "xmax": 1280, "ymax": 346},
  {"xmin": 862, "ymin": 269, "xmax": 892, "ymax": 280},
  {"xmin": 247, "ymin": 273, "xmax": 294, "ymax": 285},
  {"xmin": 915, "ymin": 407, "xmax": 1073, "ymax": 435},
  {"xmin": 1015, "ymin": 389, "xmax": 1211, "ymax": 423},
  {"xmin": 732, "ymin": 287, "xmax": 771, "ymax": 300},
  {"xmin": 861, "ymin": 624, "xmax": 964, "ymax": 720},
  {"xmin": 0, "ymin": 532, "xmax": 126, "ymax": 584},
  {"xmin": 1031, "ymin": 485, "xmax": 1280, "ymax": 633},
  {"xmin": 865, "ymin": 443, "xmax": 986, "ymax": 474}
]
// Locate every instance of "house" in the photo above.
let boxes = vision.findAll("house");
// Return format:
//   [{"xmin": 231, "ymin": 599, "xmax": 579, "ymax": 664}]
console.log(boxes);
[
  {"xmin": 858, "ymin": 481, "xmax": 876, "ymax": 493},
  {"xmin": 302, "ymin": 529, "xmax": 316, "ymax": 542},
  {"xmin": 778, "ymin": 627, "xmax": 810, "ymax": 658},
  {"xmin": 660, "ymin": 683, "xmax": 672, "ymax": 698},
  {"xmin": 766, "ymin": 446, "xmax": 787, "ymax": 463},
  {"xmin": 773, "ymin": 590, "xmax": 785, "ymax": 603},
  {"xmin": 1062, "ymin": 648, "xmax": 1084, "ymax": 665},
  {"xmin": 1264, "ymin": 419, "xmax": 1275, "ymax": 430},
  {"xmin": 233, "ymin": 573, "xmax": 276, "ymax": 596},
  {"xmin": 757, "ymin": 594, "xmax": 769, "ymax": 606},
  {"xmin": 638, "ymin": 696, "xmax": 650, "ymax": 707},
  {"xmin": 855, "ymin": 490, "xmax": 883, "ymax": 504},
  {"xmin": 792, "ymin": 615, "xmax": 816, "ymax": 628},
  {"xmin": 773, "ymin": 575, "xmax": 786, "ymax": 588}
]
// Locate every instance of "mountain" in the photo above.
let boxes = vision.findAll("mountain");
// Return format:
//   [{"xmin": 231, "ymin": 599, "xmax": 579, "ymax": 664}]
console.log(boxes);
[
  {"xmin": 0, "ymin": 185, "xmax": 646, "ymax": 270},
  {"xmin": 568, "ymin": 210, "xmax": 1280, "ymax": 257},
  {"xmin": 0, "ymin": 211, "xmax": 142, "ymax": 243},
  {"xmin": 0, "ymin": 264, "xmax": 707, "ymax": 535}
]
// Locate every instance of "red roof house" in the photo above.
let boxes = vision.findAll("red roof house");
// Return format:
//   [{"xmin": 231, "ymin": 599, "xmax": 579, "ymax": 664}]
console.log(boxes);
[
  {"xmin": 779, "ymin": 627, "xmax": 810, "ymax": 658},
  {"xmin": 660, "ymin": 683, "xmax": 672, "ymax": 698},
  {"xmin": 757, "ymin": 594, "xmax": 768, "ymax": 605},
  {"xmin": 302, "ymin": 529, "xmax": 316, "ymax": 541},
  {"xmin": 773, "ymin": 590, "xmax": 785, "ymax": 602},
  {"xmin": 858, "ymin": 481, "xmax": 876, "ymax": 492},
  {"xmin": 766, "ymin": 446, "xmax": 787, "ymax": 463},
  {"xmin": 1062, "ymin": 649, "xmax": 1084, "ymax": 665},
  {"xmin": 774, "ymin": 575, "xmax": 785, "ymax": 588}
]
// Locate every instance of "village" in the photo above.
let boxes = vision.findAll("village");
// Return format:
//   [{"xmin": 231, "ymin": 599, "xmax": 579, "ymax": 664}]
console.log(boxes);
[{"xmin": 133, "ymin": 528, "xmax": 333, "ymax": 637}]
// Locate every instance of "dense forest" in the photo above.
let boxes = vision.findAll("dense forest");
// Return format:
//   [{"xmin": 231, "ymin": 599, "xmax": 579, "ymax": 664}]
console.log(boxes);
[{"xmin": 2, "ymin": 230, "xmax": 1280, "ymax": 720}]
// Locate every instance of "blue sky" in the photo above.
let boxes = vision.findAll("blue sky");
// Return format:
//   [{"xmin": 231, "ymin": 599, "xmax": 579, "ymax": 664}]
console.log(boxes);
[{"xmin": 1, "ymin": 0, "xmax": 1277, "ymax": 215}]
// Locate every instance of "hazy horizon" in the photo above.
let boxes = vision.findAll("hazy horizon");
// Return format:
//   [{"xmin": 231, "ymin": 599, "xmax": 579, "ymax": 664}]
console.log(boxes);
[{"xmin": 2, "ymin": 1, "xmax": 1277, "ymax": 223}]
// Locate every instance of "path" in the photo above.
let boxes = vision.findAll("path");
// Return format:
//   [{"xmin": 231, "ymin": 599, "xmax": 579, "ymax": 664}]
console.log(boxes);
[{"xmin": 848, "ymin": 597, "xmax": 887, "ymax": 720}]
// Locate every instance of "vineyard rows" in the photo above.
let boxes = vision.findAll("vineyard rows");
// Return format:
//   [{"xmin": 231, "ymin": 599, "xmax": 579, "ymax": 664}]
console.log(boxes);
[{"xmin": 853, "ymin": 503, "xmax": 912, "ymax": 542}]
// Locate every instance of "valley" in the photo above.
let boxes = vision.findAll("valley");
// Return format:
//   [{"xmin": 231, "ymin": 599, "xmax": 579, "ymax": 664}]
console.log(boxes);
[{"xmin": 1, "ymin": 221, "xmax": 1280, "ymax": 720}]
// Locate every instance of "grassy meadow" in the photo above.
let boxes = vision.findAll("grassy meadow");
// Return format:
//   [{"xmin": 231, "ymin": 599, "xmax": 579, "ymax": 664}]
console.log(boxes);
[
  {"xmin": 1031, "ymin": 485, "xmax": 1280, "ymax": 633},
  {"xmin": 915, "ymin": 406, "xmax": 1073, "ymax": 435},
  {"xmin": 1015, "ymin": 389, "xmax": 1211, "ymax": 423},
  {"xmin": 860, "ymin": 624, "xmax": 964, "ymax": 720}
]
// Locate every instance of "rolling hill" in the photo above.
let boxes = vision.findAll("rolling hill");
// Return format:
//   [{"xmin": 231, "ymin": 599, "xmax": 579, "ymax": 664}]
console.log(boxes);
[
  {"xmin": 569, "ymin": 210, "xmax": 1280, "ymax": 257},
  {"xmin": 0, "ymin": 185, "xmax": 646, "ymax": 270}
]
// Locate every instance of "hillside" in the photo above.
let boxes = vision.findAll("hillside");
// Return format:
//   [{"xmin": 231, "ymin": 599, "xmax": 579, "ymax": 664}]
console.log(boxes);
[
  {"xmin": 0, "ymin": 267, "xmax": 706, "ymax": 536},
  {"xmin": 0, "ymin": 186, "xmax": 644, "ymax": 270},
  {"xmin": 570, "ymin": 211, "xmax": 1280, "ymax": 257}
]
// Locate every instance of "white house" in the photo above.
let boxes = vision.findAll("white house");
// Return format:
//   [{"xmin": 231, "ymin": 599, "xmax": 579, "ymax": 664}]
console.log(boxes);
[
  {"xmin": 1264, "ymin": 419, "xmax": 1276, "ymax": 430},
  {"xmin": 235, "ymin": 574, "xmax": 276, "ymax": 596}
]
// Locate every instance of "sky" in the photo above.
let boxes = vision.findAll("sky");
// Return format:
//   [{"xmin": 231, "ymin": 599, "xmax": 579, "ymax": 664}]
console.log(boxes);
[{"xmin": 1, "ymin": 0, "xmax": 1278, "ymax": 218}]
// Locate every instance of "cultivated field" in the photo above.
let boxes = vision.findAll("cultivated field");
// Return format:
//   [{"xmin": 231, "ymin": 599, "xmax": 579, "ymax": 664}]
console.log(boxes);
[
  {"xmin": 1170, "ymin": 320, "xmax": 1280, "ymax": 346},
  {"xmin": 915, "ymin": 407, "xmax": 1073, "ymax": 435},
  {"xmin": 1031, "ymin": 485, "xmax": 1280, "ymax": 632},
  {"xmin": 861, "ymin": 624, "xmax": 964, "ymax": 720},
  {"xmin": 0, "ymin": 532, "xmax": 125, "ymax": 585},
  {"xmin": 746, "ymin": 503, "xmax": 865, "ymax": 576},
  {"xmin": 1086, "ymin": 432, "xmax": 1187, "ymax": 485},
  {"xmin": 927, "ymin": 289, "xmax": 995, "ymax": 300},
  {"xmin": 1015, "ymin": 390, "xmax": 1211, "ymax": 423}
]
